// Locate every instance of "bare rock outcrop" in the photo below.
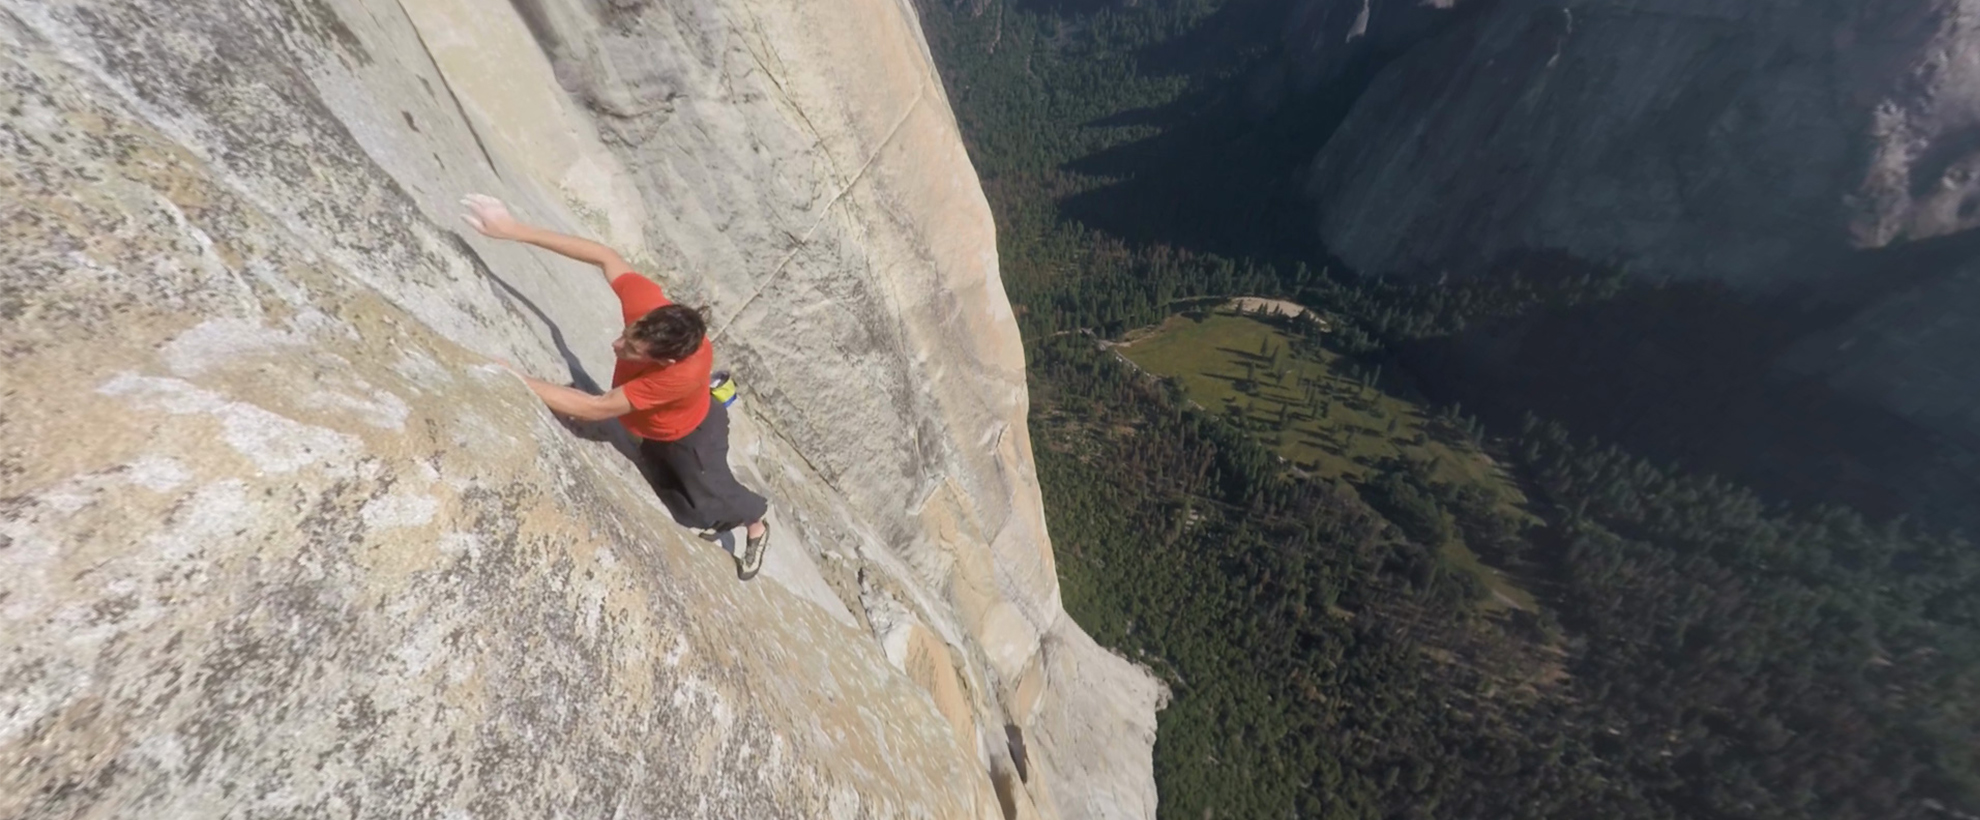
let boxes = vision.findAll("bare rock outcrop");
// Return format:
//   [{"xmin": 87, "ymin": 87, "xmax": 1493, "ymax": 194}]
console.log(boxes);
[{"xmin": 1, "ymin": 0, "xmax": 1160, "ymax": 816}]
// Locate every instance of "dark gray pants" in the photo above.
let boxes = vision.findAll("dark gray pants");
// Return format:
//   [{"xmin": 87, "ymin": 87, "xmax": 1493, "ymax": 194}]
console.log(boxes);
[{"xmin": 637, "ymin": 399, "xmax": 769, "ymax": 530}]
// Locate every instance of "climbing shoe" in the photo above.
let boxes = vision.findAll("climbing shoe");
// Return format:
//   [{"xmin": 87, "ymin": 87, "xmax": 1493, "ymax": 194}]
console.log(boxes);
[{"xmin": 736, "ymin": 521, "xmax": 770, "ymax": 581}]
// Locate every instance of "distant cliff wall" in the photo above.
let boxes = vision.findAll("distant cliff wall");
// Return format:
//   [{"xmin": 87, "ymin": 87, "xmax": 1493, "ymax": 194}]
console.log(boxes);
[
  {"xmin": 0, "ymin": 0, "xmax": 1161, "ymax": 817},
  {"xmin": 1302, "ymin": 0, "xmax": 1980, "ymax": 450}
]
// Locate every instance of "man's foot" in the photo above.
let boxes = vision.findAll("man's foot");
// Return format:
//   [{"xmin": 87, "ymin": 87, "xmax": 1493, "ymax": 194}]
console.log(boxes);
[{"xmin": 736, "ymin": 520, "xmax": 770, "ymax": 581}]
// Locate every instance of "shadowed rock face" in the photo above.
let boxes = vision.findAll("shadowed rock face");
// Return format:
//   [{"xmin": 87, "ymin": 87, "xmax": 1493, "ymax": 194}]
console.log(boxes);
[
  {"xmin": 1306, "ymin": 0, "xmax": 1980, "ymax": 449},
  {"xmin": 1271, "ymin": 0, "xmax": 1472, "ymax": 97},
  {"xmin": 1314, "ymin": 0, "xmax": 1980, "ymax": 283},
  {"xmin": 0, "ymin": 0, "xmax": 1161, "ymax": 817}
]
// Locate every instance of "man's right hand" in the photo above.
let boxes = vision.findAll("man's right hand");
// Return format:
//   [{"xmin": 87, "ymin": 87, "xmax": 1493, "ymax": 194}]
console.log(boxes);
[
  {"xmin": 457, "ymin": 192, "xmax": 632, "ymax": 283},
  {"xmin": 459, "ymin": 194, "xmax": 525, "ymax": 241}
]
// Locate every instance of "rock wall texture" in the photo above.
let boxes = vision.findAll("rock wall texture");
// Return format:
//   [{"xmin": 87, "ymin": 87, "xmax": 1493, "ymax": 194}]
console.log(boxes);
[
  {"xmin": 1, "ymin": 0, "xmax": 1162, "ymax": 817},
  {"xmin": 1267, "ymin": 0, "xmax": 1472, "ymax": 100},
  {"xmin": 1304, "ymin": 0, "xmax": 1980, "ymax": 448},
  {"xmin": 1311, "ymin": 0, "xmax": 1980, "ymax": 285}
]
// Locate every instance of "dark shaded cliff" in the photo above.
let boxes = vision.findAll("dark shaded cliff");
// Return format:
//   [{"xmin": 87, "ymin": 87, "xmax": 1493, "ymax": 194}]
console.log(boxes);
[{"xmin": 1313, "ymin": 0, "xmax": 1980, "ymax": 285}]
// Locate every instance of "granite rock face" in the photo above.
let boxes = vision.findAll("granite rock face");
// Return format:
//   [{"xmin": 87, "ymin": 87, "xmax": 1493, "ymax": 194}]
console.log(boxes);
[
  {"xmin": 1307, "ymin": 0, "xmax": 1980, "ymax": 446},
  {"xmin": 0, "ymin": 0, "xmax": 1160, "ymax": 817},
  {"xmin": 1264, "ymin": 0, "xmax": 1472, "ymax": 100},
  {"xmin": 1313, "ymin": 0, "xmax": 1980, "ymax": 285},
  {"xmin": 1780, "ymin": 255, "xmax": 1980, "ymax": 454}
]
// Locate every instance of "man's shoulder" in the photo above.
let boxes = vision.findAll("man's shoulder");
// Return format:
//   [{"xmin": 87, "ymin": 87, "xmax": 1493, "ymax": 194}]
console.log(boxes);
[
  {"xmin": 612, "ymin": 272, "xmax": 672, "ymax": 314},
  {"xmin": 611, "ymin": 271, "xmax": 663, "ymax": 295},
  {"xmin": 627, "ymin": 356, "xmax": 706, "ymax": 392},
  {"xmin": 620, "ymin": 361, "xmax": 699, "ymax": 410}
]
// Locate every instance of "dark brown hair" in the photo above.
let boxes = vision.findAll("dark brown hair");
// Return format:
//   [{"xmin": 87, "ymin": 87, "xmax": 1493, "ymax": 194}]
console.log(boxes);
[{"xmin": 628, "ymin": 304, "xmax": 707, "ymax": 361}]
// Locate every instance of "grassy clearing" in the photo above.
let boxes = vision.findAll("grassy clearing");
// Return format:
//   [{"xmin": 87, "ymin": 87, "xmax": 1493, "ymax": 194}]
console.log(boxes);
[
  {"xmin": 1120, "ymin": 309, "xmax": 1537, "ymax": 610},
  {"xmin": 1440, "ymin": 540, "xmax": 1539, "ymax": 612},
  {"xmin": 1119, "ymin": 312, "xmax": 1487, "ymax": 483}
]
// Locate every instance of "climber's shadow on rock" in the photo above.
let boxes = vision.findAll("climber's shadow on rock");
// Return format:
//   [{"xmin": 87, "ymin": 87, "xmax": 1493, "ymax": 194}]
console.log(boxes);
[
  {"xmin": 557, "ymin": 415, "xmax": 641, "ymax": 461},
  {"xmin": 449, "ymin": 233, "xmax": 644, "ymax": 466}
]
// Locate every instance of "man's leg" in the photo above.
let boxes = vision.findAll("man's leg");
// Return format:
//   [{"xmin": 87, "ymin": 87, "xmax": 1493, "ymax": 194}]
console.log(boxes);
[
  {"xmin": 689, "ymin": 400, "xmax": 770, "ymax": 580},
  {"xmin": 682, "ymin": 400, "xmax": 768, "ymax": 528},
  {"xmin": 637, "ymin": 401, "xmax": 769, "ymax": 542},
  {"xmin": 636, "ymin": 435, "xmax": 708, "ymax": 529}
]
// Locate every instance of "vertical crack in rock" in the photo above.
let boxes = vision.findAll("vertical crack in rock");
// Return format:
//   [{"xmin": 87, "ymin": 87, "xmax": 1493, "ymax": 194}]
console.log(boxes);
[
  {"xmin": 710, "ymin": 88, "xmax": 928, "ymax": 340},
  {"xmin": 393, "ymin": 0, "xmax": 503, "ymax": 180}
]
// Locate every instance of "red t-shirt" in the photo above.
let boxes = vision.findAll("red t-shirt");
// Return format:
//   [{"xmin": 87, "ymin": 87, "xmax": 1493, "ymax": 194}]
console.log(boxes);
[{"xmin": 610, "ymin": 273, "xmax": 712, "ymax": 441}]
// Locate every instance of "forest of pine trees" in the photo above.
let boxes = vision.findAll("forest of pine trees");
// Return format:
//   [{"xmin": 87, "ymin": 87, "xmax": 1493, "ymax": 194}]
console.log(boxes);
[{"xmin": 1035, "ymin": 339, "xmax": 1976, "ymax": 819}]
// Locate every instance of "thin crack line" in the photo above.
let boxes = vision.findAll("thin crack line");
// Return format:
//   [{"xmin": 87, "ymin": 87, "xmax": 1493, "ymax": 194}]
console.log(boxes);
[
  {"xmin": 710, "ymin": 85, "xmax": 927, "ymax": 339},
  {"xmin": 732, "ymin": 1, "xmax": 846, "ymax": 188},
  {"xmin": 395, "ymin": 0, "xmax": 502, "ymax": 180}
]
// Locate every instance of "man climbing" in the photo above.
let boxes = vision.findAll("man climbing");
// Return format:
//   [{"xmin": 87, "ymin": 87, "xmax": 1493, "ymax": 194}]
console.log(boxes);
[{"xmin": 458, "ymin": 194, "xmax": 772, "ymax": 580}]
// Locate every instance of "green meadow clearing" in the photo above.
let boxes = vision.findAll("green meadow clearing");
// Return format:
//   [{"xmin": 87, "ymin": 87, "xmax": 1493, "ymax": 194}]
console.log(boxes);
[{"xmin": 1118, "ymin": 308, "xmax": 1538, "ymax": 610}]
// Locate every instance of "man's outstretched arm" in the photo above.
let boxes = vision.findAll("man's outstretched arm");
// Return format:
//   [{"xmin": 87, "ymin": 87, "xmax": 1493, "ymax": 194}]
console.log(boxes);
[
  {"xmin": 460, "ymin": 194, "xmax": 634, "ymax": 284},
  {"xmin": 505, "ymin": 366, "xmax": 635, "ymax": 422}
]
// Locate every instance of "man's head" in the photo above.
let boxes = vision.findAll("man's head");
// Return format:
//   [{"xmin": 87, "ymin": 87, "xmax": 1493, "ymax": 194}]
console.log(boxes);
[{"xmin": 614, "ymin": 304, "xmax": 707, "ymax": 364}]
